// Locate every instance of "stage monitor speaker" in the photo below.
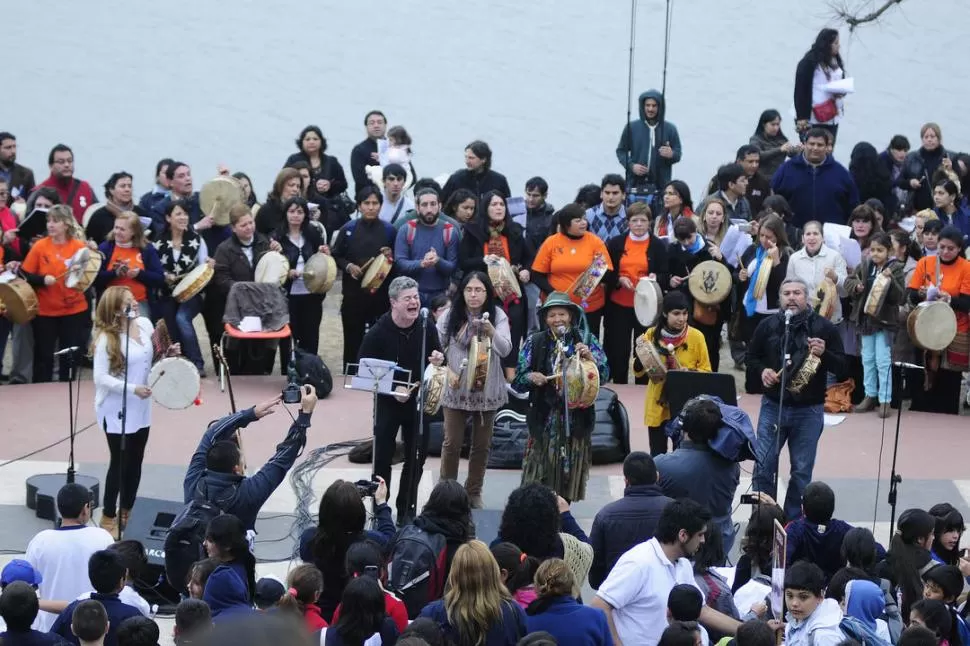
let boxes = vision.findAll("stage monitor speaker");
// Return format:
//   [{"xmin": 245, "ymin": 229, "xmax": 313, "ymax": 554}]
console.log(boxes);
[
  {"xmin": 665, "ymin": 370, "xmax": 738, "ymax": 419},
  {"xmin": 123, "ymin": 497, "xmax": 183, "ymax": 609},
  {"xmin": 25, "ymin": 474, "xmax": 100, "ymax": 523}
]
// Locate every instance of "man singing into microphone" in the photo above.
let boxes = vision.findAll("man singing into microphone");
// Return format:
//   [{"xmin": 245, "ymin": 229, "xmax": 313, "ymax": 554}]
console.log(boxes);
[
  {"xmin": 358, "ymin": 276, "xmax": 443, "ymax": 525},
  {"xmin": 746, "ymin": 278, "xmax": 846, "ymax": 520}
]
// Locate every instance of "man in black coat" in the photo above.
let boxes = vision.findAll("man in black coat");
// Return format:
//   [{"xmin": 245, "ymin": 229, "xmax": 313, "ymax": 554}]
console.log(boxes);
[
  {"xmin": 440, "ymin": 140, "xmax": 511, "ymax": 204},
  {"xmin": 349, "ymin": 110, "xmax": 387, "ymax": 196},
  {"xmin": 588, "ymin": 452, "xmax": 672, "ymax": 589}
]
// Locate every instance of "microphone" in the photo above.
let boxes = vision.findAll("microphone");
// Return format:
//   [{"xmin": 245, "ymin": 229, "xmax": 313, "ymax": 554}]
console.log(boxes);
[
  {"xmin": 54, "ymin": 346, "xmax": 80, "ymax": 357},
  {"xmin": 125, "ymin": 302, "xmax": 138, "ymax": 319},
  {"xmin": 419, "ymin": 307, "xmax": 429, "ymax": 320},
  {"xmin": 893, "ymin": 361, "xmax": 925, "ymax": 371},
  {"xmin": 555, "ymin": 325, "xmax": 567, "ymax": 336},
  {"xmin": 784, "ymin": 309, "xmax": 793, "ymax": 324}
]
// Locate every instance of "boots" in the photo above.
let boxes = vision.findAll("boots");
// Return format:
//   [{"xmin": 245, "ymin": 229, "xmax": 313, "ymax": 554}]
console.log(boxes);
[
  {"xmin": 878, "ymin": 403, "xmax": 892, "ymax": 418},
  {"xmin": 100, "ymin": 513, "xmax": 117, "ymax": 536},
  {"xmin": 854, "ymin": 396, "xmax": 877, "ymax": 413}
]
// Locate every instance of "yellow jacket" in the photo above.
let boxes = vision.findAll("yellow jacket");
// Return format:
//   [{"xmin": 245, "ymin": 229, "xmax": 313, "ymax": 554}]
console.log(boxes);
[{"xmin": 634, "ymin": 326, "xmax": 712, "ymax": 427}]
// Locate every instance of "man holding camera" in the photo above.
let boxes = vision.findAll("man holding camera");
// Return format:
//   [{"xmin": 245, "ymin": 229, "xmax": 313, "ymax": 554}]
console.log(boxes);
[
  {"xmin": 181, "ymin": 384, "xmax": 317, "ymax": 532},
  {"xmin": 358, "ymin": 276, "xmax": 443, "ymax": 525}
]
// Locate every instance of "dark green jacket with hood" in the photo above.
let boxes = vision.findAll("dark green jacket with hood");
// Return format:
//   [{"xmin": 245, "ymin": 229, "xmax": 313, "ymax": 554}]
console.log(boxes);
[{"xmin": 615, "ymin": 89, "xmax": 683, "ymax": 189}]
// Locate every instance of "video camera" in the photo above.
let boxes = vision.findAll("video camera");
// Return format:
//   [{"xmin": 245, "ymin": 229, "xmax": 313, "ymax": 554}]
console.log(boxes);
[{"xmin": 355, "ymin": 476, "xmax": 379, "ymax": 498}]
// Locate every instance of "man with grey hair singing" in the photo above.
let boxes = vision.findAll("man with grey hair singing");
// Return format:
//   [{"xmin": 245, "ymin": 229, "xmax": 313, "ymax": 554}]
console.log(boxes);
[
  {"xmin": 746, "ymin": 277, "xmax": 847, "ymax": 520},
  {"xmin": 358, "ymin": 276, "xmax": 444, "ymax": 524}
]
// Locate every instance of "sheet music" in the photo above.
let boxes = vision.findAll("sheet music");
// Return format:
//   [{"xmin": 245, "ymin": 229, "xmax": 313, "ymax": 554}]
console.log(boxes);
[{"xmin": 508, "ymin": 196, "xmax": 527, "ymax": 227}]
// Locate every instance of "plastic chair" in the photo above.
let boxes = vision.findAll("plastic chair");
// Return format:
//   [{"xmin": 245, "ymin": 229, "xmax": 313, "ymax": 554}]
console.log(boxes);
[{"xmin": 219, "ymin": 323, "xmax": 292, "ymax": 392}]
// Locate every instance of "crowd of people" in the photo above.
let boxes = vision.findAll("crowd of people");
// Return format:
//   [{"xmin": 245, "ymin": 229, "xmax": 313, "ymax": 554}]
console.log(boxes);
[{"xmin": 1, "ymin": 24, "xmax": 969, "ymax": 646}]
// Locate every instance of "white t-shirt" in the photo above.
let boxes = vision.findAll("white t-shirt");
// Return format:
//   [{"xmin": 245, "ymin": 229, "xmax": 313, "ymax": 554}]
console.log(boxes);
[
  {"xmin": 596, "ymin": 538, "xmax": 702, "ymax": 646},
  {"xmin": 25, "ymin": 524, "xmax": 115, "ymax": 631}
]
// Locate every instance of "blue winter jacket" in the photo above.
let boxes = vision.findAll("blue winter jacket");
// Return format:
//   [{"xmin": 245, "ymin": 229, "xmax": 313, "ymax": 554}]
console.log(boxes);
[
  {"xmin": 525, "ymin": 595, "xmax": 613, "ymax": 646},
  {"xmin": 771, "ymin": 154, "xmax": 860, "ymax": 227}
]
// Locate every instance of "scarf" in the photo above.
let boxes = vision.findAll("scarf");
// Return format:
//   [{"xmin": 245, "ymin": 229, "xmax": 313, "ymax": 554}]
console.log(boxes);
[
  {"xmin": 628, "ymin": 231, "xmax": 650, "ymax": 242},
  {"xmin": 681, "ymin": 234, "xmax": 705, "ymax": 256},
  {"xmin": 744, "ymin": 246, "xmax": 768, "ymax": 316},
  {"xmin": 656, "ymin": 325, "xmax": 689, "ymax": 369}
]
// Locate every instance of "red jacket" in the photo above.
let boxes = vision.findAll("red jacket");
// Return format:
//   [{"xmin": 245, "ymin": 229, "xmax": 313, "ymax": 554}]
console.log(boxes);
[
  {"xmin": 0, "ymin": 206, "xmax": 20, "ymax": 257},
  {"xmin": 36, "ymin": 175, "xmax": 97, "ymax": 223},
  {"xmin": 303, "ymin": 603, "xmax": 329, "ymax": 631}
]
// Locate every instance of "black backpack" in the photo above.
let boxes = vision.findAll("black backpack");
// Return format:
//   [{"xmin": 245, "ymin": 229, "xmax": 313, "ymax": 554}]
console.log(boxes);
[
  {"xmin": 163, "ymin": 482, "xmax": 237, "ymax": 594},
  {"xmin": 293, "ymin": 348, "xmax": 333, "ymax": 398},
  {"xmin": 385, "ymin": 525, "xmax": 449, "ymax": 619}
]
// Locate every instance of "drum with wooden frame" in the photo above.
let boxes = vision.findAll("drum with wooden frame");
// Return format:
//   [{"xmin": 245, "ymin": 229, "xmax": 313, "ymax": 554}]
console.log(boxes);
[
  {"xmin": 688, "ymin": 260, "xmax": 731, "ymax": 305},
  {"xmin": 422, "ymin": 364, "xmax": 447, "ymax": 415},
  {"xmin": 149, "ymin": 356, "xmax": 201, "ymax": 409},
  {"xmin": 361, "ymin": 253, "xmax": 392, "ymax": 293},
  {"xmin": 200, "ymin": 177, "xmax": 244, "ymax": 226},
  {"xmin": 907, "ymin": 301, "xmax": 957, "ymax": 352},
  {"xmin": 634, "ymin": 335, "xmax": 666, "ymax": 383},
  {"xmin": 814, "ymin": 279, "xmax": 838, "ymax": 319},
  {"xmin": 65, "ymin": 248, "xmax": 103, "ymax": 292},
  {"xmin": 485, "ymin": 256, "xmax": 522, "ymax": 303},
  {"xmin": 464, "ymin": 313, "xmax": 491, "ymax": 392},
  {"xmin": 864, "ymin": 272, "xmax": 892, "ymax": 317},
  {"xmin": 788, "ymin": 353, "xmax": 821, "ymax": 395},
  {"xmin": 568, "ymin": 252, "xmax": 608, "ymax": 307},
  {"xmin": 302, "ymin": 253, "xmax": 338, "ymax": 294},
  {"xmin": 172, "ymin": 263, "xmax": 213, "ymax": 303},
  {"xmin": 634, "ymin": 277, "xmax": 663, "ymax": 327},
  {"xmin": 752, "ymin": 256, "xmax": 773, "ymax": 300},
  {"xmin": 0, "ymin": 278, "xmax": 38, "ymax": 324},
  {"xmin": 254, "ymin": 251, "xmax": 289, "ymax": 286},
  {"xmin": 562, "ymin": 353, "xmax": 600, "ymax": 409}
]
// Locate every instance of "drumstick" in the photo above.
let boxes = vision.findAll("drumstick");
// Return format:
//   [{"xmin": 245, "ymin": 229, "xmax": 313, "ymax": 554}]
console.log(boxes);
[{"xmin": 149, "ymin": 370, "xmax": 166, "ymax": 389}]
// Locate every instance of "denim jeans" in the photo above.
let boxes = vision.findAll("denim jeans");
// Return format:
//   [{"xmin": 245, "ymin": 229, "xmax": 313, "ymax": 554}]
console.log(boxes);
[
  {"xmin": 160, "ymin": 295, "xmax": 204, "ymax": 372},
  {"xmin": 524, "ymin": 282, "xmax": 541, "ymax": 334},
  {"xmin": 861, "ymin": 331, "xmax": 892, "ymax": 403},
  {"xmin": 752, "ymin": 397, "xmax": 824, "ymax": 520}
]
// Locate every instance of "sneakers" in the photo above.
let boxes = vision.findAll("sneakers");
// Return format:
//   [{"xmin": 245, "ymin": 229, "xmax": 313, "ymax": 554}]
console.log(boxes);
[{"xmin": 853, "ymin": 397, "xmax": 877, "ymax": 413}]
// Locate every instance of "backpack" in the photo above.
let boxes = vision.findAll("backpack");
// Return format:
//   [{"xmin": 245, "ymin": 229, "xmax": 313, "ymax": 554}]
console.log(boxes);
[
  {"xmin": 405, "ymin": 219, "xmax": 454, "ymax": 249},
  {"xmin": 293, "ymin": 348, "xmax": 333, "ymax": 398},
  {"xmin": 384, "ymin": 524, "xmax": 449, "ymax": 618},
  {"xmin": 163, "ymin": 482, "xmax": 238, "ymax": 593}
]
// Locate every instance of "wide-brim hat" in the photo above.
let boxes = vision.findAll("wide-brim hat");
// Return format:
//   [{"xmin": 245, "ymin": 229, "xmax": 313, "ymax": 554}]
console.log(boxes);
[{"xmin": 537, "ymin": 291, "xmax": 587, "ymax": 333}]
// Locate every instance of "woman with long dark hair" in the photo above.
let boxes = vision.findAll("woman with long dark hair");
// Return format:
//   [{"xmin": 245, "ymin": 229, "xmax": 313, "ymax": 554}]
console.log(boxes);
[
  {"xmin": 436, "ymin": 271, "xmax": 511, "ymax": 508},
  {"xmin": 731, "ymin": 502, "xmax": 785, "ymax": 593},
  {"xmin": 298, "ymin": 478, "xmax": 395, "ymax": 622},
  {"xmin": 880, "ymin": 508, "xmax": 935, "ymax": 622},
  {"xmin": 322, "ymin": 577, "xmax": 399, "ymax": 645},
  {"xmin": 443, "ymin": 188, "xmax": 478, "ymax": 229},
  {"xmin": 750, "ymin": 109, "xmax": 801, "ymax": 178},
  {"xmin": 273, "ymin": 195, "xmax": 329, "ymax": 374},
  {"xmin": 203, "ymin": 514, "xmax": 257, "ymax": 618},
  {"xmin": 794, "ymin": 28, "xmax": 847, "ymax": 142},
  {"xmin": 254, "ymin": 168, "xmax": 303, "ymax": 236},
  {"xmin": 458, "ymin": 190, "xmax": 532, "ymax": 381},
  {"xmin": 850, "ymin": 142, "xmax": 897, "ymax": 216},
  {"xmin": 654, "ymin": 180, "xmax": 693, "ymax": 240},
  {"xmin": 736, "ymin": 214, "xmax": 792, "ymax": 351},
  {"xmin": 928, "ymin": 503, "xmax": 966, "ymax": 566},
  {"xmin": 932, "ymin": 179, "xmax": 970, "ymax": 238},
  {"xmin": 493, "ymin": 483, "xmax": 590, "ymax": 568}
]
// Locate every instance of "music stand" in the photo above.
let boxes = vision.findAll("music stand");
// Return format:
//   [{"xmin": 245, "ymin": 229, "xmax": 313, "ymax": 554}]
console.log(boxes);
[
  {"xmin": 343, "ymin": 359, "xmax": 412, "ymax": 515},
  {"xmin": 665, "ymin": 371, "xmax": 738, "ymax": 420}
]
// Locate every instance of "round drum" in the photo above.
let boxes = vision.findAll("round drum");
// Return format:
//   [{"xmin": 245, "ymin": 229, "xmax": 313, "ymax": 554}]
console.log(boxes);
[
  {"xmin": 81, "ymin": 204, "xmax": 101, "ymax": 230},
  {"xmin": 200, "ymin": 177, "xmax": 244, "ymax": 226},
  {"xmin": 303, "ymin": 253, "xmax": 338, "ymax": 294},
  {"xmin": 361, "ymin": 254, "xmax": 392, "ymax": 293},
  {"xmin": 564, "ymin": 355, "xmax": 599, "ymax": 410},
  {"xmin": 149, "ymin": 357, "xmax": 201, "ymax": 409},
  {"xmin": 634, "ymin": 277, "xmax": 663, "ymax": 327},
  {"xmin": 688, "ymin": 260, "xmax": 731, "ymax": 305},
  {"xmin": 65, "ymin": 248, "xmax": 103, "ymax": 292},
  {"xmin": 752, "ymin": 256, "xmax": 774, "ymax": 300},
  {"xmin": 634, "ymin": 335, "xmax": 666, "ymax": 383},
  {"xmin": 864, "ymin": 273, "xmax": 891, "ymax": 317},
  {"xmin": 0, "ymin": 278, "xmax": 38, "ymax": 324},
  {"xmin": 486, "ymin": 257, "xmax": 522, "ymax": 303},
  {"xmin": 907, "ymin": 301, "xmax": 957, "ymax": 352},
  {"xmin": 172, "ymin": 264, "xmax": 213, "ymax": 303},
  {"xmin": 422, "ymin": 364, "xmax": 447, "ymax": 416},
  {"xmin": 254, "ymin": 251, "xmax": 289, "ymax": 285}
]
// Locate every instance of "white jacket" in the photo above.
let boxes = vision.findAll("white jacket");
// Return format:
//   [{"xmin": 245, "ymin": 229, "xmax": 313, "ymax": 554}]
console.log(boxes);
[{"xmin": 785, "ymin": 598, "xmax": 847, "ymax": 646}]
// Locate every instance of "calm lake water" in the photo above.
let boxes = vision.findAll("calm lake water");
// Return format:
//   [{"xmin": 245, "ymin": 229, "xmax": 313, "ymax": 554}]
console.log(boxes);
[{"xmin": 6, "ymin": 0, "xmax": 969, "ymax": 208}]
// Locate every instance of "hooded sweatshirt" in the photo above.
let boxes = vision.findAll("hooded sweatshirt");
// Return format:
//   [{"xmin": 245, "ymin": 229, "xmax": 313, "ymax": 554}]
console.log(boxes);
[
  {"xmin": 785, "ymin": 598, "xmax": 846, "ymax": 646},
  {"xmin": 844, "ymin": 580, "xmax": 891, "ymax": 645},
  {"xmin": 203, "ymin": 562, "xmax": 254, "ymax": 622},
  {"xmin": 615, "ymin": 89, "xmax": 682, "ymax": 189},
  {"xmin": 770, "ymin": 153, "xmax": 860, "ymax": 227}
]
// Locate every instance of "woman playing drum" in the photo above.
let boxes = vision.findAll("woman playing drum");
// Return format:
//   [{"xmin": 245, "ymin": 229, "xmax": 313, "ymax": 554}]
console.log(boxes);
[
  {"xmin": 254, "ymin": 168, "xmax": 303, "ymax": 236},
  {"xmin": 331, "ymin": 187, "xmax": 397, "ymax": 372},
  {"xmin": 736, "ymin": 214, "xmax": 792, "ymax": 345},
  {"xmin": 905, "ymin": 226, "xmax": 970, "ymax": 415},
  {"xmin": 91, "ymin": 286, "xmax": 178, "ymax": 534},
  {"xmin": 531, "ymin": 204, "xmax": 613, "ymax": 337},
  {"xmin": 513, "ymin": 291, "xmax": 609, "ymax": 502},
  {"xmin": 274, "ymin": 196, "xmax": 329, "ymax": 374},
  {"xmin": 602, "ymin": 202, "xmax": 670, "ymax": 385},
  {"xmin": 458, "ymin": 190, "xmax": 533, "ymax": 382},
  {"xmin": 153, "ymin": 200, "xmax": 212, "ymax": 375},
  {"xmin": 633, "ymin": 290, "xmax": 711, "ymax": 456},
  {"xmin": 19, "ymin": 204, "xmax": 97, "ymax": 383},
  {"xmin": 436, "ymin": 271, "xmax": 512, "ymax": 508},
  {"xmin": 95, "ymin": 211, "xmax": 165, "ymax": 312}
]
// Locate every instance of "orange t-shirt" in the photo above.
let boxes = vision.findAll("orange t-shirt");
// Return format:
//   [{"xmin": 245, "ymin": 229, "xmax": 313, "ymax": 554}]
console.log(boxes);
[
  {"xmin": 483, "ymin": 236, "xmax": 511, "ymax": 261},
  {"xmin": 106, "ymin": 245, "xmax": 148, "ymax": 303},
  {"xmin": 908, "ymin": 255, "xmax": 970, "ymax": 333},
  {"xmin": 21, "ymin": 237, "xmax": 89, "ymax": 317},
  {"xmin": 610, "ymin": 236, "xmax": 651, "ymax": 307},
  {"xmin": 532, "ymin": 232, "xmax": 613, "ymax": 312}
]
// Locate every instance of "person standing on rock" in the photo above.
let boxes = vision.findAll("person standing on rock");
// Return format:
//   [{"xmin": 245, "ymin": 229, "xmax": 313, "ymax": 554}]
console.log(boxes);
[{"xmin": 616, "ymin": 89, "xmax": 682, "ymax": 204}]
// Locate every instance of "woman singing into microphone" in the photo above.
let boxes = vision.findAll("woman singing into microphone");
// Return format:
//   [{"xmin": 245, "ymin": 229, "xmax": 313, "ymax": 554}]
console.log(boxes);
[
  {"xmin": 514, "ymin": 291, "xmax": 609, "ymax": 502},
  {"xmin": 91, "ymin": 286, "xmax": 177, "ymax": 535}
]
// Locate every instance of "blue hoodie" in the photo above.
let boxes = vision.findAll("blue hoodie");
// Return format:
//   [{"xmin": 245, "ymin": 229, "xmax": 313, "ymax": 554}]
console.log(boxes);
[
  {"xmin": 771, "ymin": 154, "xmax": 860, "ymax": 227},
  {"xmin": 934, "ymin": 206, "xmax": 970, "ymax": 241},
  {"xmin": 842, "ymin": 580, "xmax": 891, "ymax": 646},
  {"xmin": 615, "ymin": 89, "xmax": 682, "ymax": 189},
  {"xmin": 203, "ymin": 562, "xmax": 254, "ymax": 622}
]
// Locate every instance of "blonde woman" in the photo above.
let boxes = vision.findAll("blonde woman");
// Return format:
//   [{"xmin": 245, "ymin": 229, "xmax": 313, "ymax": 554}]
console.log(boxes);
[
  {"xmin": 419, "ymin": 540, "xmax": 527, "ymax": 646},
  {"xmin": 697, "ymin": 196, "xmax": 750, "ymax": 268},
  {"xmin": 19, "ymin": 204, "xmax": 97, "ymax": 383},
  {"xmin": 524, "ymin": 559, "xmax": 612, "ymax": 645},
  {"xmin": 95, "ymin": 211, "xmax": 165, "ymax": 309},
  {"xmin": 92, "ymin": 286, "xmax": 178, "ymax": 534}
]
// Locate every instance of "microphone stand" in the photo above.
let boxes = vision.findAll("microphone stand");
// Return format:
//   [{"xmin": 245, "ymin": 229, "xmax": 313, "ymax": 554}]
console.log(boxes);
[
  {"xmin": 771, "ymin": 312, "xmax": 793, "ymax": 502},
  {"xmin": 557, "ymin": 329, "xmax": 571, "ymax": 444},
  {"xmin": 116, "ymin": 305, "xmax": 133, "ymax": 541},
  {"xmin": 887, "ymin": 363, "xmax": 910, "ymax": 535},
  {"xmin": 66, "ymin": 350, "xmax": 80, "ymax": 484},
  {"xmin": 406, "ymin": 310, "xmax": 430, "ymax": 521}
]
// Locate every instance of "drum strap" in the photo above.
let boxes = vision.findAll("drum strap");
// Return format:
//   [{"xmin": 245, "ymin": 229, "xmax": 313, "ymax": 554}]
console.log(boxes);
[
  {"xmin": 64, "ymin": 179, "xmax": 81, "ymax": 210},
  {"xmin": 389, "ymin": 198, "xmax": 406, "ymax": 224}
]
